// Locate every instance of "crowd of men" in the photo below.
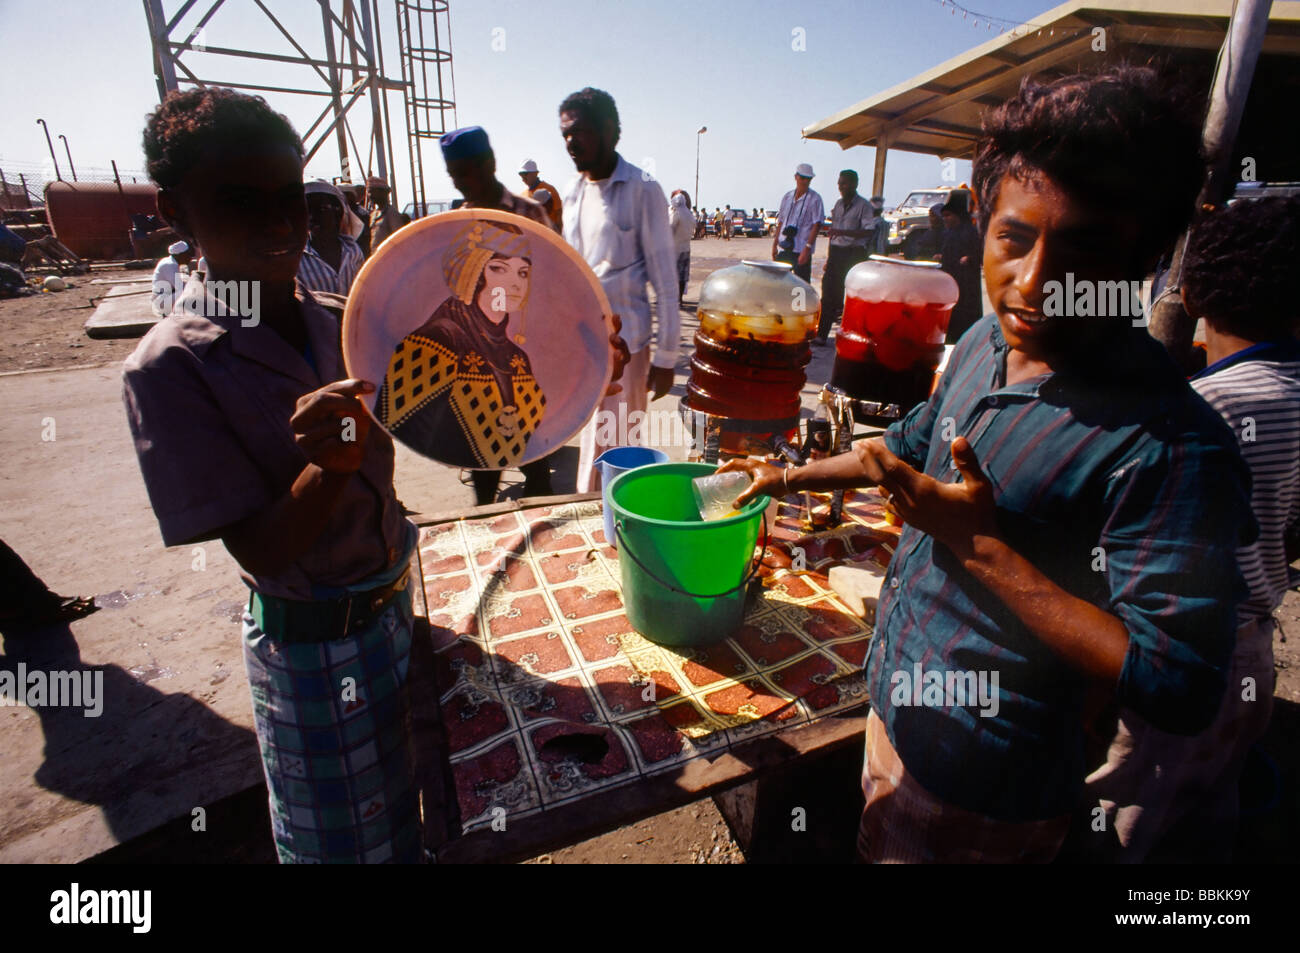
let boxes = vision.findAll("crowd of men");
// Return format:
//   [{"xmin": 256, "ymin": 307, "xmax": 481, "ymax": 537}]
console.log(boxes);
[
  {"xmin": 149, "ymin": 173, "xmax": 404, "ymax": 307},
  {"xmin": 114, "ymin": 62, "xmax": 1298, "ymax": 865}
]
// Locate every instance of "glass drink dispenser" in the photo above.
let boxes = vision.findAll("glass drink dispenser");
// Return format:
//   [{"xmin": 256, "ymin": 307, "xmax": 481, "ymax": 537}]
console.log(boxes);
[
  {"xmin": 830, "ymin": 256, "xmax": 958, "ymax": 417},
  {"xmin": 685, "ymin": 260, "xmax": 820, "ymax": 455}
]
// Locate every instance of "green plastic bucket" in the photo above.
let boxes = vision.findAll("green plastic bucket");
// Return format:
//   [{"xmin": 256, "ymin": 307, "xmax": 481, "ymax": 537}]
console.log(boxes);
[{"xmin": 608, "ymin": 461, "xmax": 769, "ymax": 647}]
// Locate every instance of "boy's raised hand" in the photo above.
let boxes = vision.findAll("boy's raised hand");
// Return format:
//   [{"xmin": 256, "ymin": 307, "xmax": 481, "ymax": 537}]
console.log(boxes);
[
  {"xmin": 291, "ymin": 379, "xmax": 375, "ymax": 473},
  {"xmin": 873, "ymin": 436, "xmax": 997, "ymax": 558}
]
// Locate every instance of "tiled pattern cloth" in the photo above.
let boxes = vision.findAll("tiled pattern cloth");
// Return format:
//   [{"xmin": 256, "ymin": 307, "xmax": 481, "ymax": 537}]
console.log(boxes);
[
  {"xmin": 241, "ymin": 591, "xmax": 424, "ymax": 863},
  {"xmin": 423, "ymin": 493, "xmax": 899, "ymax": 834},
  {"xmin": 857, "ymin": 710, "xmax": 1070, "ymax": 863}
]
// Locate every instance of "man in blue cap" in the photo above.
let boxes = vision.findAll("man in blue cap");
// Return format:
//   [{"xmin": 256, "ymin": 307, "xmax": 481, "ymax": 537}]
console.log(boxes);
[
  {"xmin": 439, "ymin": 125, "xmax": 559, "ymax": 506},
  {"xmin": 441, "ymin": 126, "xmax": 555, "ymax": 234}
]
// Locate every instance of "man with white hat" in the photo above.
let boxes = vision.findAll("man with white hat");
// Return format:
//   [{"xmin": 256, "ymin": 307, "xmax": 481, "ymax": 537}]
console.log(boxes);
[
  {"xmin": 151, "ymin": 239, "xmax": 195, "ymax": 317},
  {"xmin": 518, "ymin": 159, "xmax": 563, "ymax": 231},
  {"xmin": 772, "ymin": 162, "xmax": 824, "ymax": 282}
]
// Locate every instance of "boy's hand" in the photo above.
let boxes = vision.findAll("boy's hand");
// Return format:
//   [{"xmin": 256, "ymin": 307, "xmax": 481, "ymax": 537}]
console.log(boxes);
[
  {"xmin": 717, "ymin": 458, "xmax": 785, "ymax": 507},
  {"xmin": 291, "ymin": 379, "xmax": 375, "ymax": 474},
  {"xmin": 873, "ymin": 436, "xmax": 997, "ymax": 560}
]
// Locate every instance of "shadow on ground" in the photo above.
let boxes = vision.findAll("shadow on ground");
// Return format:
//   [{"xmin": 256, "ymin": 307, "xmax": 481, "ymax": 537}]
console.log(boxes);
[{"xmin": 1, "ymin": 623, "xmax": 261, "ymax": 857}]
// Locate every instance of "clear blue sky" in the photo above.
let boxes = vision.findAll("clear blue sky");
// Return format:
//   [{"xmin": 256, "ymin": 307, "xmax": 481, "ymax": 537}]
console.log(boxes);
[{"xmin": 0, "ymin": 0, "xmax": 1056, "ymax": 210}]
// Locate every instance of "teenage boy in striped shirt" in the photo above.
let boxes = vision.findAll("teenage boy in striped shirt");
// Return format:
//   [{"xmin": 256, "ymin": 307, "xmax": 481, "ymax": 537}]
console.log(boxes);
[
  {"xmin": 723, "ymin": 66, "xmax": 1254, "ymax": 862},
  {"xmin": 1084, "ymin": 195, "xmax": 1300, "ymax": 861},
  {"xmin": 296, "ymin": 180, "xmax": 364, "ymax": 296}
]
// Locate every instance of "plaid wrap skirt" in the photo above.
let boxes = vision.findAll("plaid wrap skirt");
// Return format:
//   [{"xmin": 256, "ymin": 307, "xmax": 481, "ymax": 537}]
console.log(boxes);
[{"xmin": 241, "ymin": 588, "xmax": 423, "ymax": 863}]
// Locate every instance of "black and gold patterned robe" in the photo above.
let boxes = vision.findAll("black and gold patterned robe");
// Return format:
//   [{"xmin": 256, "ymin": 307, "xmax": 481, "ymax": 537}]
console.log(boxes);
[{"xmin": 377, "ymin": 296, "xmax": 545, "ymax": 468}]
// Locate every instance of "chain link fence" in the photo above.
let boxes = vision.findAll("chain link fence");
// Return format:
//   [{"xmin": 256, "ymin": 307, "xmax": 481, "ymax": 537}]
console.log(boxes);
[{"xmin": 1, "ymin": 159, "xmax": 149, "ymax": 209}]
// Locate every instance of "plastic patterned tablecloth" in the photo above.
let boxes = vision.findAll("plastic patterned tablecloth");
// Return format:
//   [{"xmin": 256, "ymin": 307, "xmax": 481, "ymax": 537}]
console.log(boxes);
[{"xmin": 421, "ymin": 490, "xmax": 900, "ymax": 833}]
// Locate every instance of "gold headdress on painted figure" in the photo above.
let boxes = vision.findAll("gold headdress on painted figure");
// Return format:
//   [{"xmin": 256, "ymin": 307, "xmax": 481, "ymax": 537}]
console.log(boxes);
[{"xmin": 442, "ymin": 218, "xmax": 533, "ymax": 343}]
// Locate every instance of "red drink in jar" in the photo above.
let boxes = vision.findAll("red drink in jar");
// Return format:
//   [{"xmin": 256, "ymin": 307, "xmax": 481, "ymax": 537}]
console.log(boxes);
[{"xmin": 831, "ymin": 257, "xmax": 958, "ymax": 414}]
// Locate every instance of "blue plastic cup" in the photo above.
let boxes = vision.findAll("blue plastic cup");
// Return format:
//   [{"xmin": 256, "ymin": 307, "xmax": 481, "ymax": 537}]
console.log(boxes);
[{"xmin": 594, "ymin": 446, "xmax": 669, "ymax": 548}]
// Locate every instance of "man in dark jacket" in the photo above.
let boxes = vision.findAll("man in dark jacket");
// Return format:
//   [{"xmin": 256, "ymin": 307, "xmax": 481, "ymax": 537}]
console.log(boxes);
[{"xmin": 937, "ymin": 190, "xmax": 982, "ymax": 344}]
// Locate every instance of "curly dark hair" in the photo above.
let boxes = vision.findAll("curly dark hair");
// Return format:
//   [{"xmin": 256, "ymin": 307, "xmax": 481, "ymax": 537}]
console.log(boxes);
[
  {"xmin": 143, "ymin": 87, "xmax": 303, "ymax": 188},
  {"xmin": 558, "ymin": 87, "xmax": 620, "ymax": 144},
  {"xmin": 1183, "ymin": 195, "xmax": 1300, "ymax": 341},
  {"xmin": 972, "ymin": 65, "xmax": 1203, "ymax": 272}
]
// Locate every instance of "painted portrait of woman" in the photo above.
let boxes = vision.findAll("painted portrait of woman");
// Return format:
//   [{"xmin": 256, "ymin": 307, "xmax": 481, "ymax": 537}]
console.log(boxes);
[{"xmin": 376, "ymin": 219, "xmax": 546, "ymax": 468}]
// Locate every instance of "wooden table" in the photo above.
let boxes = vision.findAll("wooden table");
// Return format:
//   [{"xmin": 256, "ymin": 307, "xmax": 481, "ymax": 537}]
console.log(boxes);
[{"xmin": 409, "ymin": 490, "xmax": 898, "ymax": 864}]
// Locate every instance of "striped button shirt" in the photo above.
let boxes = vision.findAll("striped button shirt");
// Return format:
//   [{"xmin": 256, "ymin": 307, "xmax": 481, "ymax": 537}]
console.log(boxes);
[
  {"xmin": 868, "ymin": 314, "xmax": 1254, "ymax": 821},
  {"xmin": 1191, "ymin": 339, "xmax": 1300, "ymax": 625},
  {"xmin": 297, "ymin": 235, "xmax": 364, "ymax": 296}
]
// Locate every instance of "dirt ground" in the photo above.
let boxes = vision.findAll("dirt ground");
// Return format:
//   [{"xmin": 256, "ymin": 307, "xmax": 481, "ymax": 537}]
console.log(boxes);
[
  {"xmin": 2, "ymin": 236, "xmax": 1297, "ymax": 864},
  {"xmin": 0, "ymin": 267, "xmax": 148, "ymax": 374},
  {"xmin": 524, "ymin": 801, "xmax": 745, "ymax": 865}
]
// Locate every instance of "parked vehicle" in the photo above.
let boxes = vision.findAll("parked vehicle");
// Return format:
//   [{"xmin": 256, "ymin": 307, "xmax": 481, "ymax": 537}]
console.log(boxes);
[
  {"xmin": 883, "ymin": 186, "xmax": 975, "ymax": 257},
  {"xmin": 737, "ymin": 209, "xmax": 765, "ymax": 237},
  {"xmin": 1231, "ymin": 181, "xmax": 1300, "ymax": 203},
  {"xmin": 402, "ymin": 199, "xmax": 454, "ymax": 220}
]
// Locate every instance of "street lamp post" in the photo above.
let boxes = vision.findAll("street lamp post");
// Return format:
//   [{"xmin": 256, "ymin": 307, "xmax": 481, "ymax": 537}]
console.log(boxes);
[
  {"xmin": 695, "ymin": 126, "xmax": 707, "ymax": 211},
  {"xmin": 36, "ymin": 119, "xmax": 63, "ymax": 182},
  {"xmin": 58, "ymin": 135, "xmax": 77, "ymax": 182}
]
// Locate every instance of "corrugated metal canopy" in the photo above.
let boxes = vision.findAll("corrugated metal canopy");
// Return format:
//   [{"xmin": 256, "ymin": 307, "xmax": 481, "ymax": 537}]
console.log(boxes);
[{"xmin": 803, "ymin": 0, "xmax": 1300, "ymax": 159}]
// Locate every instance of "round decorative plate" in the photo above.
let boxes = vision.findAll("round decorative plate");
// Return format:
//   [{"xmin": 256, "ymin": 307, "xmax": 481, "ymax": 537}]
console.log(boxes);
[{"xmin": 343, "ymin": 208, "xmax": 613, "ymax": 469}]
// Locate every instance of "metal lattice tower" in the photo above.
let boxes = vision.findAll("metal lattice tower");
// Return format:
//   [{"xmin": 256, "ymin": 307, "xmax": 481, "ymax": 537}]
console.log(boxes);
[
  {"xmin": 141, "ymin": 0, "xmax": 416, "ymax": 202},
  {"xmin": 395, "ymin": 0, "xmax": 456, "ymax": 214}
]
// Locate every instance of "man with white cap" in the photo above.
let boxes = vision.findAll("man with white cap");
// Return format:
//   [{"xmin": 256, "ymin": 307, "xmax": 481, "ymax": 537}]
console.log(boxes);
[
  {"xmin": 773, "ymin": 162, "xmax": 824, "ymax": 282},
  {"xmin": 151, "ymin": 239, "xmax": 195, "ymax": 317},
  {"xmin": 518, "ymin": 159, "xmax": 563, "ymax": 231}
]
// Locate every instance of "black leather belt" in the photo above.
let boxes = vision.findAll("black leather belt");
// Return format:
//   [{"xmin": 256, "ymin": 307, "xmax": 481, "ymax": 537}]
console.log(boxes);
[{"xmin": 249, "ymin": 565, "xmax": 411, "ymax": 644}]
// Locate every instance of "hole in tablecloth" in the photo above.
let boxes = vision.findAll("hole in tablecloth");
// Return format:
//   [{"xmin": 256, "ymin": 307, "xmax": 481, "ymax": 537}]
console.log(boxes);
[{"xmin": 539, "ymin": 732, "xmax": 609, "ymax": 765}]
